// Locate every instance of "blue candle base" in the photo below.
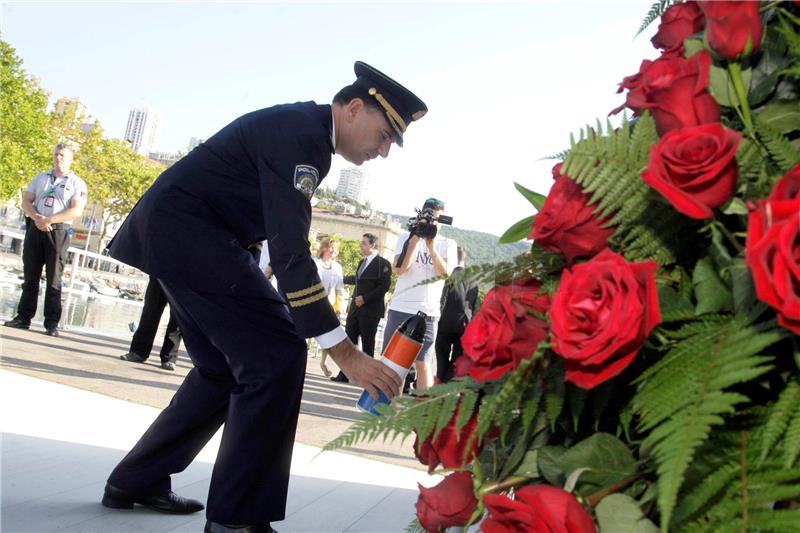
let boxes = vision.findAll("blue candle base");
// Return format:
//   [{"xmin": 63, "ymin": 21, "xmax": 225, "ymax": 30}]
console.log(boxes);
[{"xmin": 356, "ymin": 389, "xmax": 391, "ymax": 415}]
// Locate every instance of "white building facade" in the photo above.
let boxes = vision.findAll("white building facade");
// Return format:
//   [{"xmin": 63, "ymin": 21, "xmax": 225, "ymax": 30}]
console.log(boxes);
[
  {"xmin": 124, "ymin": 108, "xmax": 159, "ymax": 156},
  {"xmin": 334, "ymin": 167, "xmax": 370, "ymax": 204}
]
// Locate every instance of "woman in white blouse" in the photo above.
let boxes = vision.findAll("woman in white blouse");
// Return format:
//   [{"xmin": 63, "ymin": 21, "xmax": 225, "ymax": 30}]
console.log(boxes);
[
  {"xmin": 313, "ymin": 237, "xmax": 345, "ymax": 313},
  {"xmin": 314, "ymin": 237, "xmax": 345, "ymax": 377}
]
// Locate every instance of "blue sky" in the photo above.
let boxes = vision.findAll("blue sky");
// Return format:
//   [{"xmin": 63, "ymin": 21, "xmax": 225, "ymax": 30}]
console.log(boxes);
[{"xmin": 2, "ymin": 1, "xmax": 658, "ymax": 236}]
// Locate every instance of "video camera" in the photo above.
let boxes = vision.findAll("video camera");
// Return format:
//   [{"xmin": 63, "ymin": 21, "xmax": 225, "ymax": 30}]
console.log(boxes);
[
  {"xmin": 406, "ymin": 207, "xmax": 453, "ymax": 239},
  {"xmin": 395, "ymin": 202, "xmax": 454, "ymax": 267}
]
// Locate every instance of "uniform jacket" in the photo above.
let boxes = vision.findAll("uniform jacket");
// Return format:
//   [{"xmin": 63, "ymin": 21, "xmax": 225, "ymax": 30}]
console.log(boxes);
[
  {"xmin": 438, "ymin": 266, "xmax": 479, "ymax": 333},
  {"xmin": 344, "ymin": 255, "xmax": 392, "ymax": 319},
  {"xmin": 108, "ymin": 102, "xmax": 339, "ymax": 338}
]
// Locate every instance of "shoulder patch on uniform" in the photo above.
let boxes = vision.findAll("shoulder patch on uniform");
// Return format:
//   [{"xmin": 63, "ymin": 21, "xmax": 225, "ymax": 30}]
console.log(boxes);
[{"xmin": 293, "ymin": 164, "xmax": 319, "ymax": 199}]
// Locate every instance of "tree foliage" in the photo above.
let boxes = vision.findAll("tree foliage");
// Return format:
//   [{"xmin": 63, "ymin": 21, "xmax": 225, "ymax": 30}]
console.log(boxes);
[
  {"xmin": 0, "ymin": 39, "xmax": 53, "ymax": 200},
  {"xmin": 1, "ymin": 40, "xmax": 165, "ymax": 249}
]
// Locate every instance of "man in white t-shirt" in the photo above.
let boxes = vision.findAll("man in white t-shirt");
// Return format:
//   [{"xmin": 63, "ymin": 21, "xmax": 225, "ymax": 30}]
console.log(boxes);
[{"xmin": 383, "ymin": 198, "xmax": 457, "ymax": 390}]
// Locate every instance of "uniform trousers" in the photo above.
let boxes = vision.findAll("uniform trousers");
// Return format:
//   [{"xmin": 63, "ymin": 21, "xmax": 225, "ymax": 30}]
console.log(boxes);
[
  {"xmin": 107, "ymin": 279, "xmax": 307, "ymax": 524},
  {"xmin": 434, "ymin": 328, "xmax": 465, "ymax": 383},
  {"xmin": 130, "ymin": 277, "xmax": 182, "ymax": 363},
  {"xmin": 344, "ymin": 311, "xmax": 381, "ymax": 357},
  {"xmin": 16, "ymin": 222, "xmax": 70, "ymax": 329}
]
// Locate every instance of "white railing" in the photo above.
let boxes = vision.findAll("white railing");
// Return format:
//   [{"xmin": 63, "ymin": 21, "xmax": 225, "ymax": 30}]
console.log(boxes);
[{"xmin": 1, "ymin": 227, "xmax": 147, "ymax": 330}]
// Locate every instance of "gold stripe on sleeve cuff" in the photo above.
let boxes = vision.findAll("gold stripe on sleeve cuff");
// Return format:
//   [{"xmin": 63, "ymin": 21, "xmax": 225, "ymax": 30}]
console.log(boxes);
[
  {"xmin": 286, "ymin": 282, "xmax": 324, "ymax": 299},
  {"xmin": 288, "ymin": 289, "xmax": 329, "ymax": 308}
]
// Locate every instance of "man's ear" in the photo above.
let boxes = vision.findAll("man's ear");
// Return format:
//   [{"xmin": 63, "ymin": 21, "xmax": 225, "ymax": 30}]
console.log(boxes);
[{"xmin": 345, "ymin": 98, "xmax": 365, "ymax": 122}]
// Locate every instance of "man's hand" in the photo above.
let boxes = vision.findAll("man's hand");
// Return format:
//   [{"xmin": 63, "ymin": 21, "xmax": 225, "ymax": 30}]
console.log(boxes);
[
  {"xmin": 326, "ymin": 339, "xmax": 402, "ymax": 401},
  {"xmin": 33, "ymin": 214, "xmax": 51, "ymax": 232},
  {"xmin": 354, "ymin": 295, "xmax": 365, "ymax": 307},
  {"xmin": 319, "ymin": 359, "xmax": 332, "ymax": 377}
]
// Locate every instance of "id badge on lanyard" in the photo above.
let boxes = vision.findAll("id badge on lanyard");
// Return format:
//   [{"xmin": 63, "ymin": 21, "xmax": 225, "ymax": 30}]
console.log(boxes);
[{"xmin": 43, "ymin": 176, "xmax": 58, "ymax": 208}]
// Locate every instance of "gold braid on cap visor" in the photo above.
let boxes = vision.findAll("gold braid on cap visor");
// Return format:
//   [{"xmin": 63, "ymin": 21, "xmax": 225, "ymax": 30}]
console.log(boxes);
[{"xmin": 368, "ymin": 87, "xmax": 406, "ymax": 138}]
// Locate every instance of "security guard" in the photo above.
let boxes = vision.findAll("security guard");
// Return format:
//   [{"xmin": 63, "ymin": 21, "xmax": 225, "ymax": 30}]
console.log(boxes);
[
  {"xmin": 100, "ymin": 62, "xmax": 427, "ymax": 533},
  {"xmin": 4, "ymin": 143, "xmax": 88, "ymax": 337}
]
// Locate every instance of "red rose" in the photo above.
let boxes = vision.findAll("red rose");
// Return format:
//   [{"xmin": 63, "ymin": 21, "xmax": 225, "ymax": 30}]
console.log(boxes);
[
  {"xmin": 651, "ymin": 1, "xmax": 705, "ymax": 53},
  {"xmin": 622, "ymin": 51, "xmax": 720, "ymax": 135},
  {"xmin": 745, "ymin": 199, "xmax": 800, "ymax": 335},
  {"xmin": 456, "ymin": 282, "xmax": 550, "ymax": 382},
  {"xmin": 699, "ymin": 1, "xmax": 763, "ymax": 59},
  {"xmin": 417, "ymin": 472, "xmax": 478, "ymax": 532},
  {"xmin": 642, "ymin": 123, "xmax": 742, "ymax": 219},
  {"xmin": 530, "ymin": 163, "xmax": 615, "ymax": 262},
  {"xmin": 482, "ymin": 485, "xmax": 596, "ymax": 533},
  {"xmin": 414, "ymin": 408, "xmax": 479, "ymax": 473},
  {"xmin": 550, "ymin": 249, "xmax": 661, "ymax": 390},
  {"xmin": 769, "ymin": 164, "xmax": 800, "ymax": 202}
]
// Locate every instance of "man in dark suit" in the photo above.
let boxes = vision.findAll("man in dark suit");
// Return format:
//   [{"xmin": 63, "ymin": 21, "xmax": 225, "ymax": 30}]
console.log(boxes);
[
  {"xmin": 120, "ymin": 276, "xmax": 182, "ymax": 371},
  {"xmin": 331, "ymin": 233, "xmax": 392, "ymax": 383},
  {"xmin": 100, "ymin": 62, "xmax": 426, "ymax": 533},
  {"xmin": 435, "ymin": 247, "xmax": 479, "ymax": 383}
]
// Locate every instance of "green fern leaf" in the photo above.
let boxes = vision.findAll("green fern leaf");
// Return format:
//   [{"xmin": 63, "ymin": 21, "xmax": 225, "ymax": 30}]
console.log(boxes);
[
  {"xmin": 759, "ymin": 380, "xmax": 800, "ymax": 463},
  {"xmin": 477, "ymin": 392, "xmax": 498, "ymax": 437},
  {"xmin": 456, "ymin": 389, "xmax": 479, "ymax": 434},
  {"xmin": 755, "ymin": 115, "xmax": 800, "ymax": 172},
  {"xmin": 784, "ymin": 404, "xmax": 800, "ymax": 468},
  {"xmin": 521, "ymin": 383, "xmax": 544, "ymax": 436},
  {"xmin": 323, "ymin": 381, "xmax": 480, "ymax": 453},
  {"xmin": 636, "ymin": 0, "xmax": 673, "ymax": 38},
  {"xmin": 404, "ymin": 517, "xmax": 425, "ymax": 533},
  {"xmin": 671, "ymin": 462, "xmax": 739, "ymax": 525},
  {"xmin": 562, "ymin": 113, "xmax": 689, "ymax": 266},
  {"xmin": 633, "ymin": 316, "xmax": 784, "ymax": 529},
  {"xmin": 748, "ymin": 509, "xmax": 800, "ymax": 531},
  {"xmin": 432, "ymin": 393, "xmax": 459, "ymax": 442},
  {"xmin": 675, "ymin": 424, "xmax": 800, "ymax": 532}
]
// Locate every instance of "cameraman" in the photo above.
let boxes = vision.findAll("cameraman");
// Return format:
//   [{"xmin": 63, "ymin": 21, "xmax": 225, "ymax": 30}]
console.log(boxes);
[{"xmin": 383, "ymin": 197, "xmax": 457, "ymax": 390}]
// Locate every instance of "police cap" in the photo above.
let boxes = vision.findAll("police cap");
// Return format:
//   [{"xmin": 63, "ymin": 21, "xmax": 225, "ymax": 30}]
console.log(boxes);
[{"xmin": 352, "ymin": 61, "xmax": 427, "ymax": 147}]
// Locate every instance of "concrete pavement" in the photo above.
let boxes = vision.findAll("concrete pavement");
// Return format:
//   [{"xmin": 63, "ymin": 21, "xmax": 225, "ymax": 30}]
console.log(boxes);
[
  {"xmin": 0, "ymin": 323, "xmax": 420, "ymax": 470},
  {"xmin": 0, "ymin": 321, "xmax": 437, "ymax": 532}
]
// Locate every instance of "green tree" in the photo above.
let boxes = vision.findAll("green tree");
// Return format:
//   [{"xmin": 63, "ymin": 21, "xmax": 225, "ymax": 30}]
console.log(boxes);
[
  {"xmin": 336, "ymin": 235, "xmax": 362, "ymax": 277},
  {"xmin": 0, "ymin": 39, "xmax": 53, "ymax": 200},
  {"xmin": 47, "ymin": 97, "xmax": 164, "ymax": 251},
  {"xmin": 84, "ymin": 138, "xmax": 163, "ymax": 251}
]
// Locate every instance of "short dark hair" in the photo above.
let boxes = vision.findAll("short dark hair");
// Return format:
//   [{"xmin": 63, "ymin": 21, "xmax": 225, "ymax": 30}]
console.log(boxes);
[
  {"xmin": 333, "ymin": 84, "xmax": 381, "ymax": 111},
  {"xmin": 363, "ymin": 233, "xmax": 379, "ymax": 248},
  {"xmin": 423, "ymin": 197, "xmax": 445, "ymax": 210}
]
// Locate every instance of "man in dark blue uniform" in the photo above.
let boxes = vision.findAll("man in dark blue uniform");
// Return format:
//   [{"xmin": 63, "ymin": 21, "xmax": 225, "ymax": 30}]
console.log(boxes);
[{"xmin": 100, "ymin": 62, "xmax": 427, "ymax": 533}]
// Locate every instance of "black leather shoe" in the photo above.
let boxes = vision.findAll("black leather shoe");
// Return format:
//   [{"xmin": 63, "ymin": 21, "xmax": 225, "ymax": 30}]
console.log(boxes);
[
  {"xmin": 44, "ymin": 327, "xmax": 59, "ymax": 337},
  {"xmin": 101, "ymin": 483, "xmax": 204, "ymax": 514},
  {"xmin": 204, "ymin": 521, "xmax": 276, "ymax": 533},
  {"xmin": 330, "ymin": 372, "xmax": 349, "ymax": 383},
  {"xmin": 3, "ymin": 318, "xmax": 30, "ymax": 330},
  {"xmin": 120, "ymin": 352, "xmax": 147, "ymax": 363}
]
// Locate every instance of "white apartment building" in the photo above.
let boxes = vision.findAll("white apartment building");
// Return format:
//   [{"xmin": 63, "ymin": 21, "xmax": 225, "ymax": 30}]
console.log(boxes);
[
  {"xmin": 334, "ymin": 167, "xmax": 370, "ymax": 204},
  {"xmin": 124, "ymin": 108, "xmax": 159, "ymax": 156},
  {"xmin": 188, "ymin": 137, "xmax": 205, "ymax": 151}
]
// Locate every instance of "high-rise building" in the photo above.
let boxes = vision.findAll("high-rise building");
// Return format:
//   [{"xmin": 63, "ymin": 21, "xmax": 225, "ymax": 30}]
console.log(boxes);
[
  {"xmin": 124, "ymin": 108, "xmax": 159, "ymax": 156},
  {"xmin": 188, "ymin": 137, "xmax": 205, "ymax": 151},
  {"xmin": 335, "ymin": 167, "xmax": 370, "ymax": 204}
]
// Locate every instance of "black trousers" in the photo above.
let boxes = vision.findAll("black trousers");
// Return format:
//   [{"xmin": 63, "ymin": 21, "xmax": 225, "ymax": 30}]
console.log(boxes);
[
  {"xmin": 345, "ymin": 311, "xmax": 381, "ymax": 357},
  {"xmin": 107, "ymin": 280, "xmax": 307, "ymax": 524},
  {"xmin": 435, "ymin": 328, "xmax": 465, "ymax": 383},
  {"xmin": 130, "ymin": 277, "xmax": 182, "ymax": 363},
  {"xmin": 16, "ymin": 222, "xmax": 70, "ymax": 329}
]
